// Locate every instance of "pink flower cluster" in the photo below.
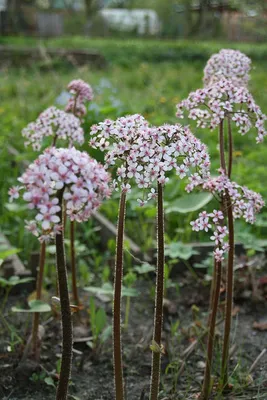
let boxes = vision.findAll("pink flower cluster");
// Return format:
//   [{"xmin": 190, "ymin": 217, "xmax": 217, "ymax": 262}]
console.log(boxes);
[
  {"xmin": 176, "ymin": 78, "xmax": 267, "ymax": 143},
  {"xmin": 9, "ymin": 147, "xmax": 111, "ymax": 242},
  {"xmin": 22, "ymin": 106, "xmax": 84, "ymax": 151},
  {"xmin": 204, "ymin": 49, "xmax": 251, "ymax": 88},
  {"xmin": 191, "ymin": 210, "xmax": 229, "ymax": 262},
  {"xmin": 65, "ymin": 79, "xmax": 93, "ymax": 117},
  {"xmin": 89, "ymin": 114, "xmax": 210, "ymax": 204},
  {"xmin": 190, "ymin": 171, "xmax": 264, "ymax": 261}
]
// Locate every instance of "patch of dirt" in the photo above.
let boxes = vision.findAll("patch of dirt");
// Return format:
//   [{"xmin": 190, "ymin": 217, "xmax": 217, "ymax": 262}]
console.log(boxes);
[{"xmin": 1, "ymin": 263, "xmax": 267, "ymax": 400}]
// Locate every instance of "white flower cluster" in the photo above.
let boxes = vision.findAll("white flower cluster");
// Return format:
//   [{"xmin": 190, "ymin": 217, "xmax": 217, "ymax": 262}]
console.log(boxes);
[
  {"xmin": 204, "ymin": 49, "xmax": 251, "ymax": 88},
  {"xmin": 22, "ymin": 106, "xmax": 84, "ymax": 151},
  {"xmin": 89, "ymin": 114, "xmax": 210, "ymax": 204}
]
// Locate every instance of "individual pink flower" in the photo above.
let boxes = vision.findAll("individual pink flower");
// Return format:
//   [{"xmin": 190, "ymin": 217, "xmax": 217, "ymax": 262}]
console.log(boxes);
[
  {"xmin": 204, "ymin": 49, "xmax": 251, "ymax": 88},
  {"xmin": 9, "ymin": 147, "xmax": 111, "ymax": 242},
  {"xmin": 22, "ymin": 106, "xmax": 84, "ymax": 150}
]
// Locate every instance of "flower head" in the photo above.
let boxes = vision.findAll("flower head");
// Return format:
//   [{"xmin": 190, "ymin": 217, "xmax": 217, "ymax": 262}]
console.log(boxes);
[
  {"xmin": 10, "ymin": 147, "xmax": 111, "ymax": 242},
  {"xmin": 176, "ymin": 78, "xmax": 267, "ymax": 143},
  {"xmin": 190, "ymin": 171, "xmax": 264, "ymax": 261},
  {"xmin": 65, "ymin": 79, "xmax": 93, "ymax": 117},
  {"xmin": 204, "ymin": 49, "xmax": 251, "ymax": 88},
  {"xmin": 22, "ymin": 106, "xmax": 84, "ymax": 151},
  {"xmin": 89, "ymin": 115, "xmax": 210, "ymax": 203}
]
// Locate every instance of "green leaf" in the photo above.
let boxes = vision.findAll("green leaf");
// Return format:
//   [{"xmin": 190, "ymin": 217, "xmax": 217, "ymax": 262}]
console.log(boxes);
[
  {"xmin": 12, "ymin": 300, "xmax": 51, "ymax": 313},
  {"xmin": 134, "ymin": 263, "xmax": 155, "ymax": 274},
  {"xmin": 44, "ymin": 376, "xmax": 56, "ymax": 388},
  {"xmin": 165, "ymin": 192, "xmax": 213, "ymax": 214},
  {"xmin": 84, "ymin": 283, "xmax": 139, "ymax": 298},
  {"xmin": 0, "ymin": 276, "xmax": 34, "ymax": 287},
  {"xmin": 165, "ymin": 242, "xmax": 199, "ymax": 260},
  {"xmin": 0, "ymin": 248, "xmax": 21, "ymax": 260},
  {"xmin": 95, "ymin": 308, "xmax": 106, "ymax": 336},
  {"xmin": 100, "ymin": 325, "xmax": 112, "ymax": 343}
]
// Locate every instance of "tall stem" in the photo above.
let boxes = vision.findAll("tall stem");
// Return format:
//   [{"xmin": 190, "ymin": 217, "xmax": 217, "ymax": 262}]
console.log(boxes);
[
  {"xmin": 227, "ymin": 116, "xmax": 233, "ymax": 179},
  {"xmin": 70, "ymin": 220, "xmax": 79, "ymax": 305},
  {"xmin": 55, "ymin": 188, "xmax": 73, "ymax": 400},
  {"xmin": 221, "ymin": 116, "xmax": 235, "ymax": 388},
  {"xmin": 219, "ymin": 120, "xmax": 226, "ymax": 174},
  {"xmin": 150, "ymin": 182, "xmax": 165, "ymax": 400},
  {"xmin": 113, "ymin": 191, "xmax": 127, "ymax": 400},
  {"xmin": 201, "ymin": 261, "xmax": 222, "ymax": 399},
  {"xmin": 31, "ymin": 241, "xmax": 46, "ymax": 357}
]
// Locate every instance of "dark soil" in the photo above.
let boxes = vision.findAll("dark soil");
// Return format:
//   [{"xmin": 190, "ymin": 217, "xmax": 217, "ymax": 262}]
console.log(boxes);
[{"xmin": 1, "ymin": 255, "xmax": 267, "ymax": 400}]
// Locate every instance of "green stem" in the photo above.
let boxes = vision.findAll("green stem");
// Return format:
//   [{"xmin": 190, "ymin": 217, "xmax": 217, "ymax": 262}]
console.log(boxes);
[
  {"xmin": 201, "ymin": 261, "xmax": 222, "ymax": 399},
  {"xmin": 31, "ymin": 241, "xmax": 46, "ymax": 358},
  {"xmin": 70, "ymin": 220, "xmax": 79, "ymax": 305},
  {"xmin": 55, "ymin": 188, "xmax": 73, "ymax": 400},
  {"xmin": 150, "ymin": 182, "xmax": 165, "ymax": 400},
  {"xmin": 113, "ymin": 191, "xmax": 127, "ymax": 400}
]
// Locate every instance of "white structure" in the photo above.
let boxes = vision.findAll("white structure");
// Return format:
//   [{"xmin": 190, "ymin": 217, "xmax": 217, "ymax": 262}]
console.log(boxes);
[
  {"xmin": 99, "ymin": 8, "xmax": 161, "ymax": 35},
  {"xmin": 0, "ymin": 0, "xmax": 6, "ymax": 12}
]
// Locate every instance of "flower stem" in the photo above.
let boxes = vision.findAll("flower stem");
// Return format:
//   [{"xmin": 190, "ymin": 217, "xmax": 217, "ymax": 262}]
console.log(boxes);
[
  {"xmin": 221, "ymin": 117, "xmax": 235, "ymax": 388},
  {"xmin": 219, "ymin": 120, "xmax": 226, "ymax": 174},
  {"xmin": 113, "ymin": 191, "xmax": 127, "ymax": 400},
  {"xmin": 227, "ymin": 116, "xmax": 233, "ymax": 179},
  {"xmin": 31, "ymin": 241, "xmax": 46, "ymax": 358},
  {"xmin": 201, "ymin": 261, "xmax": 222, "ymax": 399},
  {"xmin": 55, "ymin": 188, "xmax": 73, "ymax": 400},
  {"xmin": 70, "ymin": 220, "xmax": 79, "ymax": 305},
  {"xmin": 150, "ymin": 182, "xmax": 165, "ymax": 400}
]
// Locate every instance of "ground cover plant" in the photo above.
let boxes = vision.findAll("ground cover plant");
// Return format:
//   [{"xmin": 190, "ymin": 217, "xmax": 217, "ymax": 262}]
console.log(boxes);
[{"xmin": 1, "ymin": 38, "xmax": 267, "ymax": 400}]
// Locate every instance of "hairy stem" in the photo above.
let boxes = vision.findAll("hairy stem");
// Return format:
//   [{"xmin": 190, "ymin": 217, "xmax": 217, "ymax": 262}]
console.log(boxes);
[
  {"xmin": 221, "ymin": 193, "xmax": 235, "ymax": 387},
  {"xmin": 201, "ymin": 261, "xmax": 222, "ymax": 399},
  {"xmin": 31, "ymin": 241, "xmax": 46, "ymax": 357},
  {"xmin": 227, "ymin": 116, "xmax": 233, "ymax": 179},
  {"xmin": 55, "ymin": 188, "xmax": 73, "ymax": 400},
  {"xmin": 219, "ymin": 120, "xmax": 227, "ymax": 174},
  {"xmin": 113, "ymin": 191, "xmax": 127, "ymax": 400},
  {"xmin": 150, "ymin": 182, "xmax": 165, "ymax": 400},
  {"xmin": 70, "ymin": 220, "xmax": 79, "ymax": 305}
]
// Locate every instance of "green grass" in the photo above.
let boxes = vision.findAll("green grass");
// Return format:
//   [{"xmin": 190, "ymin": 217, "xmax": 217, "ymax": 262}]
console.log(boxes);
[{"xmin": 1, "ymin": 37, "xmax": 267, "ymax": 258}]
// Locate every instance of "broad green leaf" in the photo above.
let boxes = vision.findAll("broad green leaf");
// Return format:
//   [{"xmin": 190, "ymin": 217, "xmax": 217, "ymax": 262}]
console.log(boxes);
[
  {"xmin": 165, "ymin": 242, "xmax": 199, "ymax": 260},
  {"xmin": 165, "ymin": 192, "xmax": 213, "ymax": 214},
  {"xmin": 12, "ymin": 300, "xmax": 51, "ymax": 313},
  {"xmin": 0, "ymin": 248, "xmax": 21, "ymax": 260},
  {"xmin": 44, "ymin": 376, "xmax": 56, "ymax": 388},
  {"xmin": 134, "ymin": 263, "xmax": 155, "ymax": 274},
  {"xmin": 84, "ymin": 283, "xmax": 139, "ymax": 298}
]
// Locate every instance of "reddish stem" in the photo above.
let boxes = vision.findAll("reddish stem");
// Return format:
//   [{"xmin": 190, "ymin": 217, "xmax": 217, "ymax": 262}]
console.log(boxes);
[
  {"xmin": 113, "ymin": 191, "xmax": 127, "ymax": 400},
  {"xmin": 150, "ymin": 182, "xmax": 165, "ymax": 400},
  {"xmin": 201, "ymin": 261, "xmax": 222, "ymax": 399},
  {"xmin": 31, "ymin": 241, "xmax": 46, "ymax": 357},
  {"xmin": 70, "ymin": 220, "xmax": 79, "ymax": 305},
  {"xmin": 55, "ymin": 188, "xmax": 73, "ymax": 400}
]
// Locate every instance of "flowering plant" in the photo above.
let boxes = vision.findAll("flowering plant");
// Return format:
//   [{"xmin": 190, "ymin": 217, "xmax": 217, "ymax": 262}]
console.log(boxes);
[
  {"xmin": 22, "ymin": 106, "xmax": 84, "ymax": 150},
  {"xmin": 191, "ymin": 171, "xmax": 264, "ymax": 262},
  {"xmin": 176, "ymin": 78, "xmax": 267, "ymax": 143},
  {"xmin": 9, "ymin": 147, "xmax": 111, "ymax": 242},
  {"xmin": 65, "ymin": 79, "xmax": 94, "ymax": 117},
  {"xmin": 203, "ymin": 49, "xmax": 251, "ymax": 88}
]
